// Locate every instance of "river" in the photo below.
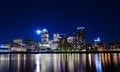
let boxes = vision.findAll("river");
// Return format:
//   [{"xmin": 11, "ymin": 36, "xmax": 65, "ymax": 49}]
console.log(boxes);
[{"xmin": 0, "ymin": 53, "xmax": 120, "ymax": 72}]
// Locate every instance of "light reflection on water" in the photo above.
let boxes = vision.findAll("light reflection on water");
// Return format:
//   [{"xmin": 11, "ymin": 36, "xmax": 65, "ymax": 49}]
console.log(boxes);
[{"xmin": 0, "ymin": 53, "xmax": 120, "ymax": 72}]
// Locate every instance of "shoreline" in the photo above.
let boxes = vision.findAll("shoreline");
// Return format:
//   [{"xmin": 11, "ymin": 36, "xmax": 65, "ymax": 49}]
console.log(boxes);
[{"xmin": 0, "ymin": 51, "xmax": 120, "ymax": 54}]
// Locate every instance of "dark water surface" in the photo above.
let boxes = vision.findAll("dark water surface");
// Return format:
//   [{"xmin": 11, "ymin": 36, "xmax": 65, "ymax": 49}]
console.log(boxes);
[{"xmin": 0, "ymin": 53, "xmax": 120, "ymax": 72}]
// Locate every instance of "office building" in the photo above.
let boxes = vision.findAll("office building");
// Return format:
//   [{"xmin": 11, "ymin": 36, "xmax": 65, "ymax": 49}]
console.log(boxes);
[
  {"xmin": 73, "ymin": 27, "xmax": 85, "ymax": 49},
  {"xmin": 41, "ymin": 29, "xmax": 50, "ymax": 48},
  {"xmin": 53, "ymin": 33, "xmax": 60, "ymax": 42},
  {"xmin": 41, "ymin": 29, "xmax": 49, "ymax": 44}
]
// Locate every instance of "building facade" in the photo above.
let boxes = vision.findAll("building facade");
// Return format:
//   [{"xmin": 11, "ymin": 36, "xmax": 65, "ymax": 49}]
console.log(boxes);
[
  {"xmin": 41, "ymin": 29, "xmax": 49, "ymax": 44},
  {"xmin": 73, "ymin": 27, "xmax": 85, "ymax": 49},
  {"xmin": 53, "ymin": 33, "xmax": 60, "ymax": 42},
  {"xmin": 41, "ymin": 29, "xmax": 50, "ymax": 48}
]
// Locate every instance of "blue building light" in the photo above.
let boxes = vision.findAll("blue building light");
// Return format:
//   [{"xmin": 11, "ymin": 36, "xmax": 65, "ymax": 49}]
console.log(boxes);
[{"xmin": 94, "ymin": 37, "xmax": 101, "ymax": 42}]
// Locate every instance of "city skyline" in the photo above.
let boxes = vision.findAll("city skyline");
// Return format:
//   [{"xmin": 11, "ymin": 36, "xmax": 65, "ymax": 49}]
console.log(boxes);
[
  {"xmin": 0, "ymin": 1, "xmax": 120, "ymax": 72},
  {"xmin": 0, "ymin": 26, "xmax": 119, "ymax": 44},
  {"xmin": 0, "ymin": 0, "xmax": 120, "ymax": 43}
]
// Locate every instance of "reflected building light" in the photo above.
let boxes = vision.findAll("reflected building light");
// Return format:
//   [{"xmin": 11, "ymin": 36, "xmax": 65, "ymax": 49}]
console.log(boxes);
[
  {"xmin": 62, "ymin": 55, "xmax": 65, "ymax": 71},
  {"xmin": 35, "ymin": 54, "xmax": 41, "ymax": 72},
  {"xmin": 17, "ymin": 54, "xmax": 21, "ymax": 72},
  {"xmin": 23, "ymin": 54, "xmax": 26, "ymax": 71},
  {"xmin": 82, "ymin": 54, "xmax": 86, "ymax": 65},
  {"xmin": 118, "ymin": 54, "xmax": 120, "ymax": 60},
  {"xmin": 58, "ymin": 54, "xmax": 61, "ymax": 72},
  {"xmin": 94, "ymin": 54, "xmax": 102, "ymax": 72},
  {"xmin": 0, "ymin": 54, "xmax": 10, "ymax": 72},
  {"xmin": 108, "ymin": 53, "xmax": 111, "ymax": 62},
  {"xmin": 113, "ymin": 53, "xmax": 118, "ymax": 65},
  {"xmin": 88, "ymin": 54, "xmax": 92, "ymax": 67},
  {"xmin": 35, "ymin": 59, "xmax": 40, "ymax": 72},
  {"xmin": 41, "ymin": 54, "xmax": 48, "ymax": 72},
  {"xmin": 53, "ymin": 54, "xmax": 58, "ymax": 72},
  {"xmin": 100, "ymin": 53, "xmax": 105, "ymax": 67},
  {"xmin": 68, "ymin": 54, "xmax": 74, "ymax": 72},
  {"xmin": 47, "ymin": 54, "xmax": 52, "ymax": 72},
  {"xmin": 104, "ymin": 54, "xmax": 107, "ymax": 63}
]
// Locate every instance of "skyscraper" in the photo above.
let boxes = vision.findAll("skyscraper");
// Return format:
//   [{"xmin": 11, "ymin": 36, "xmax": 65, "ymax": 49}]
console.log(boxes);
[
  {"xmin": 74, "ymin": 27, "xmax": 85, "ymax": 49},
  {"xmin": 41, "ymin": 29, "xmax": 50, "ymax": 48},
  {"xmin": 41, "ymin": 29, "xmax": 49, "ymax": 44}
]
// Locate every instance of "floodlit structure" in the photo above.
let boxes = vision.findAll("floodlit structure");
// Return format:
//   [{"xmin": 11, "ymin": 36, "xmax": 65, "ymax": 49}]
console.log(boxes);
[
  {"xmin": 94, "ymin": 37, "xmax": 101, "ymax": 47},
  {"xmin": 41, "ymin": 29, "xmax": 49, "ymax": 44},
  {"xmin": 41, "ymin": 29, "xmax": 50, "ymax": 48},
  {"xmin": 53, "ymin": 33, "xmax": 60, "ymax": 42}
]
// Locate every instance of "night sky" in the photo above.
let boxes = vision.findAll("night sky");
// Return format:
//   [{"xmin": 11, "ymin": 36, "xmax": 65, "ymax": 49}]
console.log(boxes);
[{"xmin": 0, "ymin": 0, "xmax": 120, "ymax": 43}]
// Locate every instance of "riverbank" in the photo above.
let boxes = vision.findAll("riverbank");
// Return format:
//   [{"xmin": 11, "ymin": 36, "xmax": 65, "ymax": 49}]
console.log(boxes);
[{"xmin": 0, "ymin": 51, "xmax": 120, "ymax": 54}]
